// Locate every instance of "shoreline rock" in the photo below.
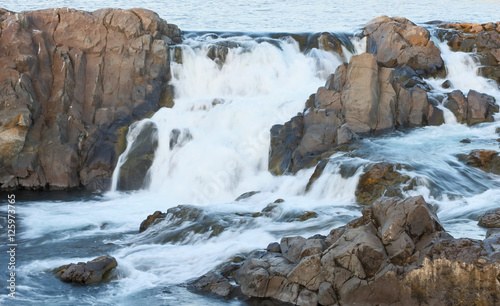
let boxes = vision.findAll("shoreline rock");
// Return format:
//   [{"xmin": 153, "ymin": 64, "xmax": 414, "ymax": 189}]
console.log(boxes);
[
  {"xmin": 0, "ymin": 8, "xmax": 181, "ymax": 191},
  {"xmin": 192, "ymin": 196, "xmax": 500, "ymax": 305}
]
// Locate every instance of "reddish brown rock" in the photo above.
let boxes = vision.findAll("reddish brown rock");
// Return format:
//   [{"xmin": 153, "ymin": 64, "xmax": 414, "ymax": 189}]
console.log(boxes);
[
  {"xmin": 465, "ymin": 149, "xmax": 500, "ymax": 174},
  {"xmin": 198, "ymin": 196, "xmax": 500, "ymax": 305},
  {"xmin": 364, "ymin": 16, "xmax": 444, "ymax": 76},
  {"xmin": 0, "ymin": 8, "xmax": 181, "ymax": 191}
]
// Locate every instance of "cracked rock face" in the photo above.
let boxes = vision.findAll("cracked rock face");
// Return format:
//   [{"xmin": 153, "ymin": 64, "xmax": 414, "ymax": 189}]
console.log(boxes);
[
  {"xmin": 0, "ymin": 8, "xmax": 181, "ymax": 190},
  {"xmin": 192, "ymin": 196, "xmax": 500, "ymax": 305}
]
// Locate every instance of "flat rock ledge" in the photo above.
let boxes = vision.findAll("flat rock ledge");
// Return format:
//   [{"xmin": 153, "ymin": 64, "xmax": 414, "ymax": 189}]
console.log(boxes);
[
  {"xmin": 55, "ymin": 255, "xmax": 118, "ymax": 285},
  {"xmin": 191, "ymin": 196, "xmax": 500, "ymax": 305}
]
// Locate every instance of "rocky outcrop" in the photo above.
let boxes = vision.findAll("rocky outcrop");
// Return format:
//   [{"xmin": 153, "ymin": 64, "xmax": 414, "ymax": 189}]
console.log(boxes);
[
  {"xmin": 139, "ymin": 210, "xmax": 167, "ymax": 233},
  {"xmin": 0, "ymin": 8, "xmax": 181, "ymax": 191},
  {"xmin": 444, "ymin": 90, "xmax": 498, "ymax": 125},
  {"xmin": 193, "ymin": 196, "xmax": 500, "ymax": 305},
  {"xmin": 269, "ymin": 51, "xmax": 445, "ymax": 175},
  {"xmin": 269, "ymin": 16, "xmax": 499, "ymax": 176},
  {"xmin": 437, "ymin": 21, "xmax": 500, "ymax": 83},
  {"xmin": 55, "ymin": 255, "xmax": 118, "ymax": 285},
  {"xmin": 364, "ymin": 16, "xmax": 445, "ymax": 76}
]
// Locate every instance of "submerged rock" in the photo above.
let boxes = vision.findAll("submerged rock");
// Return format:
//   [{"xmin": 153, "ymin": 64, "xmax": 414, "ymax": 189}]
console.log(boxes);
[
  {"xmin": 235, "ymin": 191, "xmax": 261, "ymax": 201},
  {"xmin": 195, "ymin": 196, "xmax": 500, "ymax": 305},
  {"xmin": 56, "ymin": 255, "xmax": 118, "ymax": 285},
  {"xmin": 0, "ymin": 8, "xmax": 180, "ymax": 191}
]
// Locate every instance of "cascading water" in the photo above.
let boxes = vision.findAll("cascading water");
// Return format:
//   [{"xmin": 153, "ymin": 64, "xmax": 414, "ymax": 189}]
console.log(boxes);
[
  {"xmin": 115, "ymin": 35, "xmax": 347, "ymax": 205},
  {"xmin": 6, "ymin": 27, "xmax": 500, "ymax": 305}
]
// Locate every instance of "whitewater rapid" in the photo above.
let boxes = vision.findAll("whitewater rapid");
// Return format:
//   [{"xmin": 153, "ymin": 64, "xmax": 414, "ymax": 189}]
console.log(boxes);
[{"xmin": 6, "ymin": 30, "xmax": 500, "ymax": 305}]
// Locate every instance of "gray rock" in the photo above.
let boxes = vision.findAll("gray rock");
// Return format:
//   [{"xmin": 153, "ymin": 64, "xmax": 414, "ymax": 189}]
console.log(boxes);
[{"xmin": 117, "ymin": 121, "xmax": 158, "ymax": 190}]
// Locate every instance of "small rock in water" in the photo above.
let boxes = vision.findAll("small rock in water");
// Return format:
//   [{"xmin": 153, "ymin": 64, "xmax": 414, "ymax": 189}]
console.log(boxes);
[
  {"xmin": 139, "ymin": 211, "xmax": 167, "ymax": 233},
  {"xmin": 235, "ymin": 191, "xmax": 260, "ymax": 201},
  {"xmin": 496, "ymin": 127, "xmax": 500, "ymax": 134},
  {"xmin": 460, "ymin": 138, "xmax": 471, "ymax": 143},
  {"xmin": 55, "ymin": 255, "xmax": 117, "ymax": 285},
  {"xmin": 442, "ymin": 80, "xmax": 452, "ymax": 89}
]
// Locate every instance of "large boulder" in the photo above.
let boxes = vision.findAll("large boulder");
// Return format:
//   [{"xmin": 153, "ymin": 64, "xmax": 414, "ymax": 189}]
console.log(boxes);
[
  {"xmin": 364, "ymin": 16, "xmax": 445, "ymax": 76},
  {"xmin": 55, "ymin": 255, "xmax": 118, "ymax": 285},
  {"xmin": 479, "ymin": 208, "xmax": 500, "ymax": 228},
  {"xmin": 0, "ymin": 8, "xmax": 181, "ymax": 191},
  {"xmin": 197, "ymin": 196, "xmax": 500, "ymax": 305}
]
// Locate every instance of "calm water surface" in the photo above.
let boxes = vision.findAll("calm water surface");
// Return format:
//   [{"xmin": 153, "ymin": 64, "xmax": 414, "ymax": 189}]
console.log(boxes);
[{"xmin": 1, "ymin": 0, "xmax": 500, "ymax": 31}]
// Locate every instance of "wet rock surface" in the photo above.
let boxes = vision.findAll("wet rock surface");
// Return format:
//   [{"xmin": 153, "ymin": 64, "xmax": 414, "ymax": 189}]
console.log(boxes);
[
  {"xmin": 56, "ymin": 255, "xmax": 118, "ymax": 285},
  {"xmin": 0, "ymin": 8, "xmax": 181, "ymax": 191},
  {"xmin": 437, "ymin": 21, "xmax": 500, "ymax": 84},
  {"xmin": 117, "ymin": 121, "xmax": 158, "ymax": 190},
  {"xmin": 355, "ymin": 162, "xmax": 410, "ymax": 205},
  {"xmin": 269, "ymin": 16, "xmax": 500, "ymax": 176},
  {"xmin": 193, "ymin": 196, "xmax": 500, "ymax": 305},
  {"xmin": 139, "ymin": 210, "xmax": 167, "ymax": 233},
  {"xmin": 464, "ymin": 149, "xmax": 500, "ymax": 175}
]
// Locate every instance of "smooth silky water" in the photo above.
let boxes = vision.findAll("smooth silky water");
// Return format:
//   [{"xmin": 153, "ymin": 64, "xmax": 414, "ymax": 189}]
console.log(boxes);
[{"xmin": 1, "ymin": 1, "xmax": 500, "ymax": 305}]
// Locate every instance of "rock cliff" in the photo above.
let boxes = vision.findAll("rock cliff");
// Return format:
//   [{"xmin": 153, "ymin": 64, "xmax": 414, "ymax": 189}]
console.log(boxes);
[{"xmin": 0, "ymin": 8, "xmax": 180, "ymax": 190}]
